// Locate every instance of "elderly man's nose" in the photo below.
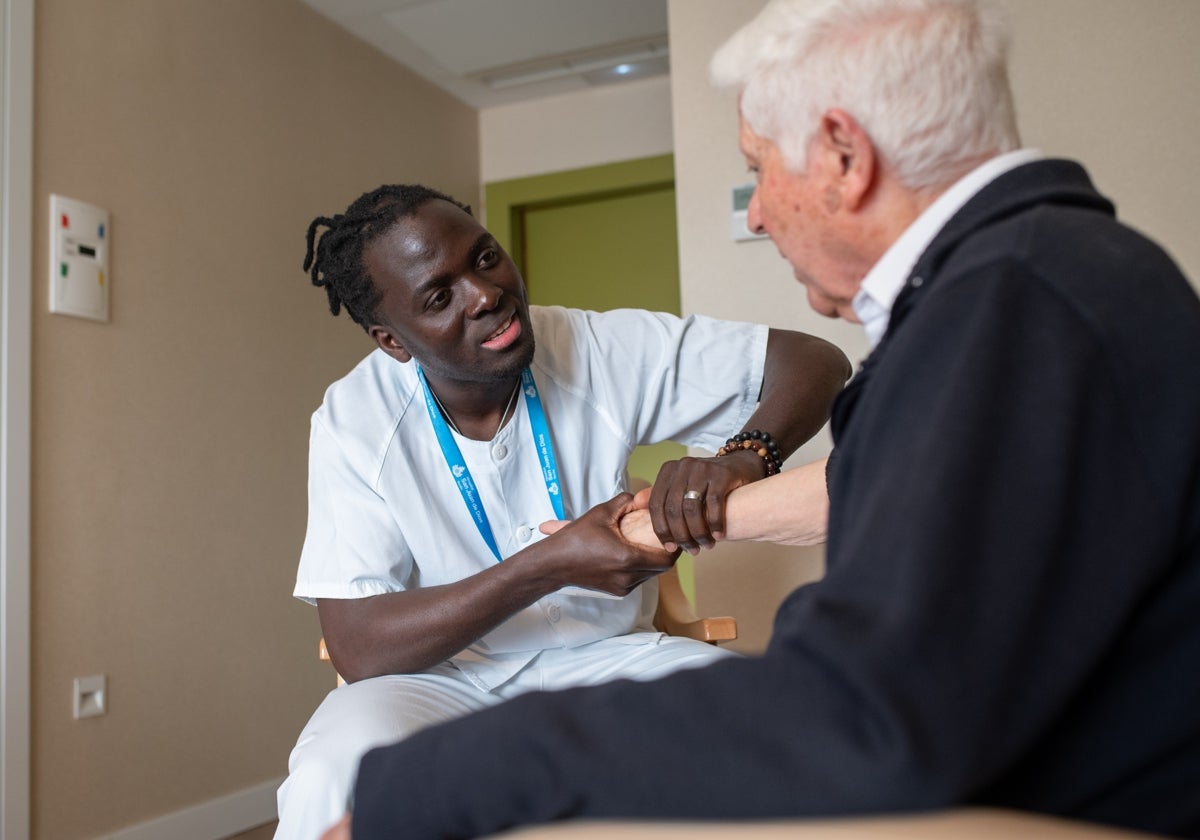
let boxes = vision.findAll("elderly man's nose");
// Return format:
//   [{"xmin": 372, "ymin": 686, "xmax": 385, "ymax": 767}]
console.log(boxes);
[{"xmin": 746, "ymin": 189, "xmax": 766, "ymax": 234}]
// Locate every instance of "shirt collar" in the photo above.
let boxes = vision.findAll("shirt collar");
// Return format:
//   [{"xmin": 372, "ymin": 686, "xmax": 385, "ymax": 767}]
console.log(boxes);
[{"xmin": 853, "ymin": 149, "xmax": 1043, "ymax": 348}]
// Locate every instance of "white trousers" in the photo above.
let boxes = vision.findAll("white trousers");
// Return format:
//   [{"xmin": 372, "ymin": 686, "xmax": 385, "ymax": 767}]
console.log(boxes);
[{"xmin": 273, "ymin": 631, "xmax": 733, "ymax": 840}]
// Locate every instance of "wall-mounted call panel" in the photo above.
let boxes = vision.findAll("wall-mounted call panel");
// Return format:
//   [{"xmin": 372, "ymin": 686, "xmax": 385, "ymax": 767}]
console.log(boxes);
[
  {"xmin": 50, "ymin": 194, "xmax": 110, "ymax": 322},
  {"xmin": 730, "ymin": 184, "xmax": 768, "ymax": 243}
]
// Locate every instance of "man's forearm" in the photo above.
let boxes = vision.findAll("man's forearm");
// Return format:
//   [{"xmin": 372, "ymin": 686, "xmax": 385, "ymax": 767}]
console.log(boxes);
[
  {"xmin": 721, "ymin": 457, "xmax": 828, "ymax": 545},
  {"xmin": 751, "ymin": 329, "xmax": 851, "ymax": 458},
  {"xmin": 324, "ymin": 494, "xmax": 679, "ymax": 681},
  {"xmin": 622, "ymin": 458, "xmax": 829, "ymax": 548}
]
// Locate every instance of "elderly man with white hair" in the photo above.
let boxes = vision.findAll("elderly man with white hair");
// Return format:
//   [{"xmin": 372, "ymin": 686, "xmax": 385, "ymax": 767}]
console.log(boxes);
[{"xmin": 322, "ymin": 1, "xmax": 1200, "ymax": 837}]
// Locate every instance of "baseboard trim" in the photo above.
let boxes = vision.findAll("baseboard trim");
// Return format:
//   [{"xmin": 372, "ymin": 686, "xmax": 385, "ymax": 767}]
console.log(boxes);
[{"xmin": 98, "ymin": 777, "xmax": 282, "ymax": 840}]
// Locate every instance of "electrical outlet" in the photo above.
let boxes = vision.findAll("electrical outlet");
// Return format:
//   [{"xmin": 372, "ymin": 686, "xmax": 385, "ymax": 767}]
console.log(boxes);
[{"xmin": 73, "ymin": 674, "xmax": 106, "ymax": 719}]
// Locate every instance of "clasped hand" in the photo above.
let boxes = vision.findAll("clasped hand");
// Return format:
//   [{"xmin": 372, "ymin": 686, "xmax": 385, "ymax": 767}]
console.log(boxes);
[
  {"xmin": 540, "ymin": 453, "xmax": 762, "ymax": 584},
  {"xmin": 536, "ymin": 492, "xmax": 681, "ymax": 597},
  {"xmin": 645, "ymin": 452, "xmax": 763, "ymax": 554}
]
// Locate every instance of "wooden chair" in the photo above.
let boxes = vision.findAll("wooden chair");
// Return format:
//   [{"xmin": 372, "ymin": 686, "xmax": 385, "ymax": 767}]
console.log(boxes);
[
  {"xmin": 651, "ymin": 563, "xmax": 737, "ymax": 643},
  {"xmin": 318, "ymin": 564, "xmax": 736, "ymax": 684}
]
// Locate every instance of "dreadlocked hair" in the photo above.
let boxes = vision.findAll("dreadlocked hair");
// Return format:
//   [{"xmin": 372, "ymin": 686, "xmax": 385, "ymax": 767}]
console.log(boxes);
[{"xmin": 303, "ymin": 184, "xmax": 473, "ymax": 331}]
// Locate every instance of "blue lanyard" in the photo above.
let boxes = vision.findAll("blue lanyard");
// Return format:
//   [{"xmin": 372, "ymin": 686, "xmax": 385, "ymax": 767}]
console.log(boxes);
[{"xmin": 418, "ymin": 366, "xmax": 563, "ymax": 563}]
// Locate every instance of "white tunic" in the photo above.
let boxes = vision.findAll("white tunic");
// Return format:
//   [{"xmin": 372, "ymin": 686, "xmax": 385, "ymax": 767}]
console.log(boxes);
[{"xmin": 294, "ymin": 305, "xmax": 767, "ymax": 689}]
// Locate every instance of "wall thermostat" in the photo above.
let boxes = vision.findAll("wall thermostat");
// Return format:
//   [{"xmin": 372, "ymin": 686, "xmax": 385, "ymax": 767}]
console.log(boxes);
[{"xmin": 730, "ymin": 184, "xmax": 768, "ymax": 242}]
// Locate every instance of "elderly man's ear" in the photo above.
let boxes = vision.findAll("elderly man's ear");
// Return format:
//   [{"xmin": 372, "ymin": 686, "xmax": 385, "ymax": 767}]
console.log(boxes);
[{"xmin": 816, "ymin": 108, "xmax": 876, "ymax": 213}]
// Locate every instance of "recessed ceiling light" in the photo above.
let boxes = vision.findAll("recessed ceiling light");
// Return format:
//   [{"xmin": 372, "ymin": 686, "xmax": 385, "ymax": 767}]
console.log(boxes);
[{"xmin": 474, "ymin": 35, "xmax": 668, "ymax": 90}]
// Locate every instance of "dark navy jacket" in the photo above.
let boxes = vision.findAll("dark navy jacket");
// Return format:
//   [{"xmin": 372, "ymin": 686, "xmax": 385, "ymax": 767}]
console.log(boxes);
[{"xmin": 351, "ymin": 160, "xmax": 1200, "ymax": 839}]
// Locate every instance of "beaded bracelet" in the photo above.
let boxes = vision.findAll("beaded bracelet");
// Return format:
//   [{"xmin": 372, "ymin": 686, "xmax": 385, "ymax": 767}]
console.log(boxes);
[{"xmin": 716, "ymin": 429, "xmax": 783, "ymax": 476}]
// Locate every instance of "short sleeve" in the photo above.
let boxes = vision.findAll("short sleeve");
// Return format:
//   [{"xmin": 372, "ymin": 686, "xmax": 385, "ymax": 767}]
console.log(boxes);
[
  {"xmin": 532, "ymin": 307, "xmax": 768, "ymax": 454},
  {"xmin": 293, "ymin": 413, "xmax": 414, "ymax": 604}
]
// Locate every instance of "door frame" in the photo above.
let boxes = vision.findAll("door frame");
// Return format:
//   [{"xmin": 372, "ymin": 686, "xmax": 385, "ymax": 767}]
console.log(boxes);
[{"xmin": 1, "ymin": 0, "xmax": 33, "ymax": 837}]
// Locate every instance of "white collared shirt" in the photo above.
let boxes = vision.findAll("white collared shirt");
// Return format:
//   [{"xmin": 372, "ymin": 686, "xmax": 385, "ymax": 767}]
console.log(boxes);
[{"xmin": 853, "ymin": 149, "xmax": 1044, "ymax": 348}]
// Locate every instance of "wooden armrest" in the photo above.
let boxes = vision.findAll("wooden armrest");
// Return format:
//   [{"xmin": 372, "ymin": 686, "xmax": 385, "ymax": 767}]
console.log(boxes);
[
  {"xmin": 653, "ymin": 565, "xmax": 737, "ymax": 644},
  {"xmin": 318, "ymin": 637, "xmax": 345, "ymax": 686}
]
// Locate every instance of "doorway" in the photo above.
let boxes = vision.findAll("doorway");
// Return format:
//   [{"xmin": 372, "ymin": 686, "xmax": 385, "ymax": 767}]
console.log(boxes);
[
  {"xmin": 485, "ymin": 154, "xmax": 694, "ymax": 597},
  {"xmin": 1, "ymin": 1, "xmax": 34, "ymax": 837}
]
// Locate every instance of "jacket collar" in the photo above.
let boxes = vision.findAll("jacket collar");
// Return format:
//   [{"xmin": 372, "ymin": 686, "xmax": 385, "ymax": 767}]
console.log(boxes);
[{"xmin": 830, "ymin": 159, "xmax": 1114, "ymax": 443}]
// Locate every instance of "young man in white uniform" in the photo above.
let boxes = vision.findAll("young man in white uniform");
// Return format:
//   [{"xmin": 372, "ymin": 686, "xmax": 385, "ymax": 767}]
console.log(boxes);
[{"xmin": 274, "ymin": 184, "xmax": 851, "ymax": 839}]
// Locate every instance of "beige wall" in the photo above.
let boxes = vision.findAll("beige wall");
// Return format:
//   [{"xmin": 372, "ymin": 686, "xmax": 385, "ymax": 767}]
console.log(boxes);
[
  {"xmin": 480, "ymin": 75, "xmax": 674, "ymax": 186},
  {"xmin": 31, "ymin": 1, "xmax": 477, "ymax": 837},
  {"xmin": 1002, "ymin": 0, "xmax": 1200, "ymax": 284},
  {"xmin": 24, "ymin": 0, "xmax": 1200, "ymax": 835},
  {"xmin": 667, "ymin": 0, "xmax": 1200, "ymax": 651}
]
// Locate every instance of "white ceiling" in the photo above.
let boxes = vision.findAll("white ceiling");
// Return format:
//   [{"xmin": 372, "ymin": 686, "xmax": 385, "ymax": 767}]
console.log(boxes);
[{"xmin": 299, "ymin": 0, "xmax": 670, "ymax": 109}]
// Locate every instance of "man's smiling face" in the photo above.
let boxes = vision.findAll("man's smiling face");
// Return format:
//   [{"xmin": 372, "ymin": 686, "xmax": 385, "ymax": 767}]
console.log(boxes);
[{"xmin": 364, "ymin": 198, "xmax": 535, "ymax": 384}]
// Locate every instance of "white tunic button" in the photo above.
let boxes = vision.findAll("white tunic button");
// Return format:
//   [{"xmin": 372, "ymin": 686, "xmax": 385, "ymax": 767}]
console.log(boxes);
[
  {"xmin": 547, "ymin": 604, "xmax": 562, "ymax": 622},
  {"xmin": 516, "ymin": 525, "xmax": 533, "ymax": 542},
  {"xmin": 492, "ymin": 443, "xmax": 508, "ymax": 460}
]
